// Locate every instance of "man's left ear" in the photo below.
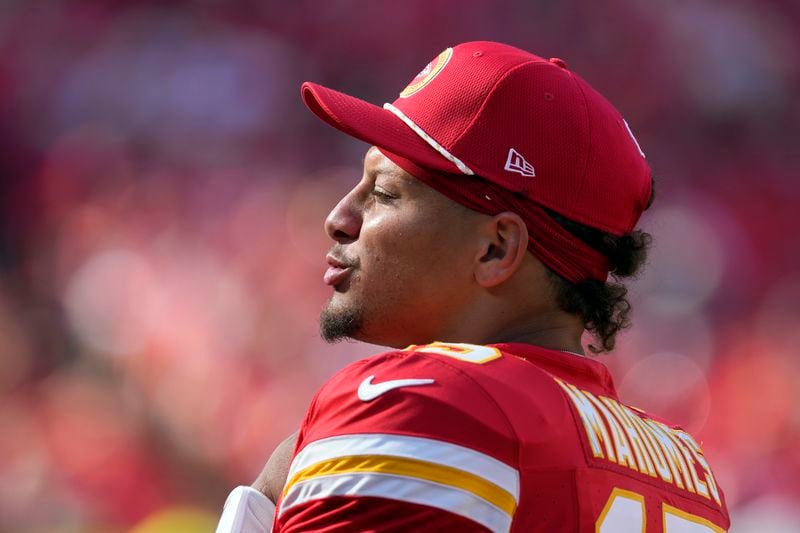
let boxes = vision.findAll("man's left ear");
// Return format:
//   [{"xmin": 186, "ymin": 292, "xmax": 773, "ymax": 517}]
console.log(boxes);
[{"xmin": 474, "ymin": 211, "xmax": 529, "ymax": 288}]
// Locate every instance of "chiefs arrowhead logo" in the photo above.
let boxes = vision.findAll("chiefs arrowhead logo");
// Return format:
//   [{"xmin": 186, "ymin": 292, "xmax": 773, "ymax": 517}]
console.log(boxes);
[{"xmin": 399, "ymin": 47, "xmax": 453, "ymax": 98}]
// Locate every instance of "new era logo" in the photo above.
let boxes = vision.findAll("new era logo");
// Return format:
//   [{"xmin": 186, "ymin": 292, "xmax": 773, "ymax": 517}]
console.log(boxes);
[{"xmin": 504, "ymin": 148, "xmax": 536, "ymax": 177}]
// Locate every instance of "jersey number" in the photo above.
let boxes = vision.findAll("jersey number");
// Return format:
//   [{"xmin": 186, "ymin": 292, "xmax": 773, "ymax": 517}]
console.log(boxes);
[
  {"xmin": 408, "ymin": 342, "xmax": 501, "ymax": 364},
  {"xmin": 596, "ymin": 488, "xmax": 724, "ymax": 532}
]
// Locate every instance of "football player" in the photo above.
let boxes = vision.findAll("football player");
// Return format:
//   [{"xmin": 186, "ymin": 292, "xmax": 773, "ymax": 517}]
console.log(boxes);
[{"xmin": 217, "ymin": 41, "xmax": 729, "ymax": 532}]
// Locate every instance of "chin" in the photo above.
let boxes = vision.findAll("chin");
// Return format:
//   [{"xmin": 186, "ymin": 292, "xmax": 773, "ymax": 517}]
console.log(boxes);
[
  {"xmin": 321, "ymin": 291, "xmax": 434, "ymax": 348},
  {"xmin": 319, "ymin": 297, "xmax": 362, "ymax": 343}
]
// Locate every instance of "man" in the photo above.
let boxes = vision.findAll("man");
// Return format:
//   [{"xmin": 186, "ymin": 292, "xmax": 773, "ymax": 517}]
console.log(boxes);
[{"xmin": 216, "ymin": 41, "xmax": 730, "ymax": 532}]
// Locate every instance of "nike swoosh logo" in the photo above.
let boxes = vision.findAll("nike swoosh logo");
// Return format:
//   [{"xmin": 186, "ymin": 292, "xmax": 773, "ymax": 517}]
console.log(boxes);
[{"xmin": 357, "ymin": 375, "xmax": 435, "ymax": 402}]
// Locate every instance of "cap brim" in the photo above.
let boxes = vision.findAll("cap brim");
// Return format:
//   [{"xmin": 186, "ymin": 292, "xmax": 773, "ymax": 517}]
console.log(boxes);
[{"xmin": 301, "ymin": 82, "xmax": 460, "ymax": 174}]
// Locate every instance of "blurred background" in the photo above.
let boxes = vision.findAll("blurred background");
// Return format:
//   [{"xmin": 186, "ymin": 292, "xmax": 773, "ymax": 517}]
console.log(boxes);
[{"xmin": 0, "ymin": 0, "xmax": 798, "ymax": 531}]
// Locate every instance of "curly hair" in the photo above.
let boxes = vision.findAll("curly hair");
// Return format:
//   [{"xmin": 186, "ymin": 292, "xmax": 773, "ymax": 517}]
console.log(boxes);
[{"xmin": 546, "ymin": 180, "xmax": 655, "ymax": 354}]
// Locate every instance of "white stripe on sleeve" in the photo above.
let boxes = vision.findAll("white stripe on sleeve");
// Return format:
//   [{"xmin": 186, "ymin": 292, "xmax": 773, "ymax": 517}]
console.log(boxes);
[
  {"xmin": 288, "ymin": 433, "xmax": 519, "ymax": 499},
  {"xmin": 280, "ymin": 472, "xmax": 513, "ymax": 533}
]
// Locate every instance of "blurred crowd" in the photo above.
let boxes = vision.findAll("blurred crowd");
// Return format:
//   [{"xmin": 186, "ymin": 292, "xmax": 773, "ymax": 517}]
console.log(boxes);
[{"xmin": 0, "ymin": 1, "xmax": 798, "ymax": 531}]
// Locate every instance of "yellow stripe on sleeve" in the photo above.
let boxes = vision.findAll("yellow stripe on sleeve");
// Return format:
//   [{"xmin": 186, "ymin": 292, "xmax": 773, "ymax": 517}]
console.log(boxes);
[{"xmin": 283, "ymin": 454, "xmax": 517, "ymax": 516}]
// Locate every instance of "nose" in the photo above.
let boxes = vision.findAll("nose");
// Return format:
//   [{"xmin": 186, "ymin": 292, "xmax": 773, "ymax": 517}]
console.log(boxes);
[{"xmin": 324, "ymin": 188, "xmax": 362, "ymax": 243}]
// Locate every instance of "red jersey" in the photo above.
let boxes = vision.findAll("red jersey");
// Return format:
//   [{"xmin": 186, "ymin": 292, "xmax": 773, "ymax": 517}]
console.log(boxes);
[{"xmin": 274, "ymin": 342, "xmax": 729, "ymax": 532}]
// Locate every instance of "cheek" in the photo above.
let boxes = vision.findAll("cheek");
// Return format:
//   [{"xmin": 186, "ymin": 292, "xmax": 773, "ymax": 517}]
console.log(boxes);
[{"xmin": 360, "ymin": 211, "xmax": 470, "ymax": 290}]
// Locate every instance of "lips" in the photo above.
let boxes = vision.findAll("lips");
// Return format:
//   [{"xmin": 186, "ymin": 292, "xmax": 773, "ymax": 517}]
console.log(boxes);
[
  {"xmin": 324, "ymin": 265, "xmax": 352, "ymax": 286},
  {"xmin": 324, "ymin": 254, "xmax": 355, "ymax": 287}
]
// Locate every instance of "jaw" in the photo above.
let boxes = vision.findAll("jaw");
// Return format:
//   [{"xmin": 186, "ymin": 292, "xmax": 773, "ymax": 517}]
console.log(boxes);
[
  {"xmin": 321, "ymin": 270, "xmax": 476, "ymax": 348},
  {"xmin": 321, "ymin": 296, "xmax": 423, "ymax": 348},
  {"xmin": 355, "ymin": 308, "xmax": 447, "ymax": 349},
  {"xmin": 319, "ymin": 294, "xmax": 362, "ymax": 343}
]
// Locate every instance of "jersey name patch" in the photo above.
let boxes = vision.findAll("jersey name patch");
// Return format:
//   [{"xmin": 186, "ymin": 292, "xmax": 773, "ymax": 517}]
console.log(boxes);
[{"xmin": 554, "ymin": 377, "xmax": 723, "ymax": 508}]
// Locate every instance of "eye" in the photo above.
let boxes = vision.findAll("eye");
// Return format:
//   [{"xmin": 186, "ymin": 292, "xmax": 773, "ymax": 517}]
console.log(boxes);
[{"xmin": 369, "ymin": 188, "xmax": 398, "ymax": 203}]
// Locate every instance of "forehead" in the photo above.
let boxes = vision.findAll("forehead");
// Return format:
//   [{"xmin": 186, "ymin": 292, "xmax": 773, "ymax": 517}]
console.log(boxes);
[{"xmin": 363, "ymin": 147, "xmax": 417, "ymax": 185}]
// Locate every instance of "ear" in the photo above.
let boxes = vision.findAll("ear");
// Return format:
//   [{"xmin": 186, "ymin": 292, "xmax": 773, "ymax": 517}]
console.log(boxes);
[{"xmin": 474, "ymin": 211, "xmax": 529, "ymax": 288}]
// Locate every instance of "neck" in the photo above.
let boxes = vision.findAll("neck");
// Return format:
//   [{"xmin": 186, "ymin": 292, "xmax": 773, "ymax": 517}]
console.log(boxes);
[
  {"xmin": 440, "ymin": 304, "xmax": 586, "ymax": 356},
  {"xmin": 484, "ymin": 313, "xmax": 586, "ymax": 355}
]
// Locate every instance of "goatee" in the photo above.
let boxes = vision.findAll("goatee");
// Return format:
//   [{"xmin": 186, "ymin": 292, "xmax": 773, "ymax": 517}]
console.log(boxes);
[{"xmin": 320, "ymin": 302, "xmax": 362, "ymax": 342}]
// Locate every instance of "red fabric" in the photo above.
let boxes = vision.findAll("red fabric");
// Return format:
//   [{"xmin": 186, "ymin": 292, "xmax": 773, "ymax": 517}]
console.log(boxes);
[
  {"xmin": 279, "ymin": 496, "xmax": 489, "ymax": 533},
  {"xmin": 273, "ymin": 343, "xmax": 730, "ymax": 532},
  {"xmin": 292, "ymin": 350, "xmax": 519, "ymax": 466},
  {"xmin": 301, "ymin": 82, "xmax": 455, "ymax": 177},
  {"xmin": 381, "ymin": 149, "xmax": 610, "ymax": 283},
  {"xmin": 301, "ymin": 41, "xmax": 652, "ymax": 238}
]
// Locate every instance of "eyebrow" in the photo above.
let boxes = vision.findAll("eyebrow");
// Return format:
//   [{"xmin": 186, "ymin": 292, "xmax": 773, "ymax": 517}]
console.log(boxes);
[
  {"xmin": 363, "ymin": 148, "xmax": 423, "ymax": 188},
  {"xmin": 371, "ymin": 166, "xmax": 421, "ymax": 187}
]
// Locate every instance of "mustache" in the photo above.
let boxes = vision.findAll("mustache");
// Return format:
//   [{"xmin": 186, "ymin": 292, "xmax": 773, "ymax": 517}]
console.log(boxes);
[{"xmin": 328, "ymin": 246, "xmax": 360, "ymax": 269}]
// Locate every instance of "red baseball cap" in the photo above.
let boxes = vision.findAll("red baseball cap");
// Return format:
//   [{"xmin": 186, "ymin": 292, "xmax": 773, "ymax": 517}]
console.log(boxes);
[{"xmin": 301, "ymin": 41, "xmax": 652, "ymax": 282}]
